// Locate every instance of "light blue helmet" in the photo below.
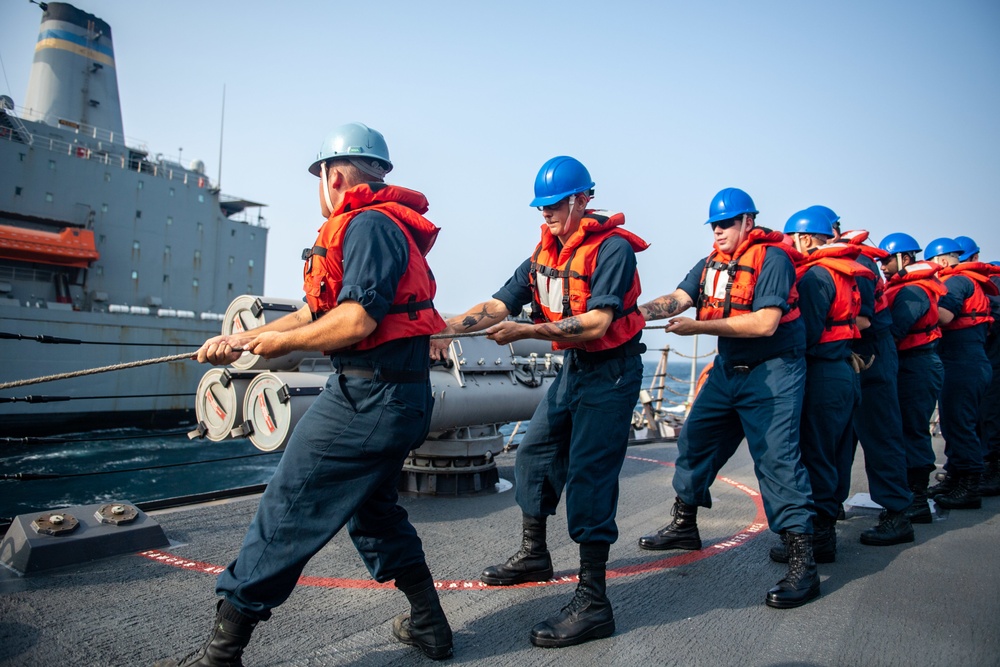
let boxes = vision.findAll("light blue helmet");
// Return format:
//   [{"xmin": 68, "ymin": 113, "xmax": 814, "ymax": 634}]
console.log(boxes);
[
  {"xmin": 879, "ymin": 233, "xmax": 921, "ymax": 255},
  {"xmin": 924, "ymin": 237, "xmax": 964, "ymax": 261},
  {"xmin": 804, "ymin": 204, "xmax": 840, "ymax": 226},
  {"xmin": 706, "ymin": 188, "xmax": 758, "ymax": 225},
  {"xmin": 308, "ymin": 122, "xmax": 392, "ymax": 176},
  {"xmin": 530, "ymin": 156, "xmax": 595, "ymax": 207},
  {"xmin": 784, "ymin": 209, "xmax": 835, "ymax": 237},
  {"xmin": 954, "ymin": 235, "xmax": 980, "ymax": 261}
]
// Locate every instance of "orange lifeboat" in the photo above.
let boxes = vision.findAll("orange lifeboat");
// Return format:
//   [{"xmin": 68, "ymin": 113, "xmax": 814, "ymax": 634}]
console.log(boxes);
[{"xmin": 0, "ymin": 224, "xmax": 100, "ymax": 268}]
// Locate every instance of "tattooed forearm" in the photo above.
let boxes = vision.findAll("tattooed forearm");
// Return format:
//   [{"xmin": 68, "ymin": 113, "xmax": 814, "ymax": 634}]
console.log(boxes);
[
  {"xmin": 538, "ymin": 316, "xmax": 585, "ymax": 339},
  {"xmin": 460, "ymin": 305, "xmax": 499, "ymax": 330},
  {"xmin": 640, "ymin": 296, "xmax": 682, "ymax": 321}
]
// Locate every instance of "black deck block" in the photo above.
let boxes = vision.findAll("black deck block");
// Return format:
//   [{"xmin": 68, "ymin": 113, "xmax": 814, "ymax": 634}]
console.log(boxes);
[{"xmin": 0, "ymin": 502, "xmax": 169, "ymax": 575}]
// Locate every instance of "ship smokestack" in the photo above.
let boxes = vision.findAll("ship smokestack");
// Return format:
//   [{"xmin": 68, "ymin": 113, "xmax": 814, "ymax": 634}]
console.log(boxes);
[{"xmin": 22, "ymin": 2, "xmax": 124, "ymax": 141}]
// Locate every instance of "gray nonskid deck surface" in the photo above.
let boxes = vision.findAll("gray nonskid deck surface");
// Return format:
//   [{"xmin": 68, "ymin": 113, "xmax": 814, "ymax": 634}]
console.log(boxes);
[{"xmin": 2, "ymin": 437, "xmax": 999, "ymax": 667}]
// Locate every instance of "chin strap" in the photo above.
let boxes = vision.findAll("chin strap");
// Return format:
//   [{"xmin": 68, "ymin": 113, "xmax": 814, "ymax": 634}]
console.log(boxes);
[{"xmin": 320, "ymin": 161, "xmax": 335, "ymax": 214}]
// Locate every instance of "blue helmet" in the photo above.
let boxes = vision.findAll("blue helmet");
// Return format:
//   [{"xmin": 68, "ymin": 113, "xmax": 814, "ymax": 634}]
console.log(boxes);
[
  {"xmin": 308, "ymin": 122, "xmax": 392, "ymax": 176},
  {"xmin": 706, "ymin": 188, "xmax": 758, "ymax": 225},
  {"xmin": 804, "ymin": 204, "xmax": 840, "ymax": 226},
  {"xmin": 529, "ymin": 156, "xmax": 595, "ymax": 207},
  {"xmin": 954, "ymin": 235, "xmax": 980, "ymax": 261},
  {"xmin": 878, "ymin": 233, "xmax": 921, "ymax": 255},
  {"xmin": 924, "ymin": 237, "xmax": 964, "ymax": 261},
  {"xmin": 784, "ymin": 209, "xmax": 835, "ymax": 237}
]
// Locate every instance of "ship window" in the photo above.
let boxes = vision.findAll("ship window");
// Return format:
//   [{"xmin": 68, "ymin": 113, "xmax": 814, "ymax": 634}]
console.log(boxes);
[
  {"xmin": 133, "ymin": 241, "xmax": 140, "ymax": 250},
  {"xmin": 164, "ymin": 274, "xmax": 169, "ymax": 283},
  {"xmin": 169, "ymin": 188, "xmax": 175, "ymax": 197},
  {"xmin": 14, "ymin": 187, "xmax": 21, "ymax": 196},
  {"xmin": 250, "ymin": 233, "xmax": 255, "ymax": 241},
  {"xmin": 248, "ymin": 259, "xmax": 254, "ymax": 268},
  {"xmin": 193, "ymin": 278, "xmax": 199, "ymax": 287},
  {"xmin": 231, "ymin": 229, "xmax": 236, "ymax": 237},
  {"xmin": 101, "ymin": 203, "xmax": 108, "ymax": 212},
  {"xmin": 138, "ymin": 181, "xmax": 144, "ymax": 190},
  {"xmin": 198, "ymin": 194, "xmax": 205, "ymax": 203},
  {"xmin": 197, "ymin": 222, "xmax": 203, "ymax": 232},
  {"xmin": 45, "ymin": 192, "xmax": 54, "ymax": 202},
  {"xmin": 228, "ymin": 282, "xmax": 233, "ymax": 291},
  {"xmin": 96, "ymin": 266, "xmax": 103, "ymax": 275},
  {"xmin": 99, "ymin": 234, "xmax": 106, "ymax": 244},
  {"xmin": 166, "ymin": 216, "xmax": 173, "ymax": 226},
  {"xmin": 104, "ymin": 173, "xmax": 111, "ymax": 182},
  {"xmin": 164, "ymin": 246, "xmax": 171, "ymax": 256},
  {"xmin": 131, "ymin": 270, "xmax": 138, "ymax": 279},
  {"xmin": 19, "ymin": 153, "xmax": 26, "ymax": 161},
  {"xmin": 136, "ymin": 210, "xmax": 142, "ymax": 219},
  {"xmin": 49, "ymin": 160, "xmax": 56, "ymax": 170},
  {"xmin": 229, "ymin": 256, "xmax": 234, "ymax": 265}
]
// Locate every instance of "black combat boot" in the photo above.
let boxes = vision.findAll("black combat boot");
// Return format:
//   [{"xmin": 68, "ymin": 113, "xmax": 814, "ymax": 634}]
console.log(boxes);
[
  {"xmin": 980, "ymin": 459, "xmax": 1000, "ymax": 497},
  {"xmin": 638, "ymin": 497, "xmax": 702, "ymax": 551},
  {"xmin": 903, "ymin": 468, "xmax": 933, "ymax": 524},
  {"xmin": 530, "ymin": 543, "xmax": 615, "ymax": 648},
  {"xmin": 392, "ymin": 570, "xmax": 454, "ymax": 661},
  {"xmin": 769, "ymin": 514, "xmax": 836, "ymax": 564},
  {"xmin": 765, "ymin": 532, "xmax": 820, "ymax": 609},
  {"xmin": 860, "ymin": 509, "xmax": 915, "ymax": 546},
  {"xmin": 154, "ymin": 599, "xmax": 258, "ymax": 667},
  {"xmin": 934, "ymin": 472, "xmax": 982, "ymax": 510},
  {"xmin": 927, "ymin": 470, "xmax": 954, "ymax": 498},
  {"xmin": 481, "ymin": 514, "xmax": 553, "ymax": 585}
]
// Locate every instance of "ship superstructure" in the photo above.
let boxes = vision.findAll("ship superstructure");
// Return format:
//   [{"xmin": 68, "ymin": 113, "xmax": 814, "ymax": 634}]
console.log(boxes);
[{"xmin": 0, "ymin": 3, "xmax": 269, "ymax": 435}]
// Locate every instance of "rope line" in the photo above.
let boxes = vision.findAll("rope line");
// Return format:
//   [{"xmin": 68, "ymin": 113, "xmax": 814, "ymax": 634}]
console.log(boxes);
[{"xmin": 0, "ymin": 324, "xmax": 703, "ymax": 391}]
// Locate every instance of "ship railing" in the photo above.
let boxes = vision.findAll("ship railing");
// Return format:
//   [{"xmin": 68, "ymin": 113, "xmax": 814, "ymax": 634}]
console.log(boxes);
[{"xmin": 3, "ymin": 104, "xmax": 217, "ymax": 190}]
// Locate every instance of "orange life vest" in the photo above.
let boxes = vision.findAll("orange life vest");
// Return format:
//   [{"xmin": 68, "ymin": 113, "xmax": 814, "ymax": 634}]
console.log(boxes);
[
  {"xmin": 528, "ymin": 209, "xmax": 649, "ymax": 352},
  {"xmin": 840, "ymin": 229, "xmax": 889, "ymax": 314},
  {"xmin": 795, "ymin": 243, "xmax": 875, "ymax": 344},
  {"xmin": 696, "ymin": 227, "xmax": 801, "ymax": 323},
  {"xmin": 938, "ymin": 262, "xmax": 999, "ymax": 331},
  {"xmin": 302, "ymin": 183, "xmax": 446, "ymax": 351},
  {"xmin": 884, "ymin": 261, "xmax": 948, "ymax": 350}
]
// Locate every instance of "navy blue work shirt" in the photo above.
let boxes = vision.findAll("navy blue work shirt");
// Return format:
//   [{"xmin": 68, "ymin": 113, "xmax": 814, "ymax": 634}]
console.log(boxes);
[
  {"xmin": 939, "ymin": 274, "xmax": 989, "ymax": 350},
  {"xmin": 889, "ymin": 284, "xmax": 935, "ymax": 350},
  {"xmin": 333, "ymin": 210, "xmax": 431, "ymax": 369},
  {"xmin": 797, "ymin": 266, "xmax": 852, "ymax": 361},
  {"xmin": 677, "ymin": 246, "xmax": 805, "ymax": 365}
]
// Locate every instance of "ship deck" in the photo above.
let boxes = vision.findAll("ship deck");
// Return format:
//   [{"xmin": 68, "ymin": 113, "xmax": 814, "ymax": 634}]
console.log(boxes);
[{"xmin": 2, "ymin": 435, "xmax": 998, "ymax": 667}]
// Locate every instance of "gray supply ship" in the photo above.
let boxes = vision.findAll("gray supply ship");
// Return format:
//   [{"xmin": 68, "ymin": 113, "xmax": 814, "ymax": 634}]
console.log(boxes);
[{"xmin": 0, "ymin": 2, "xmax": 268, "ymax": 436}]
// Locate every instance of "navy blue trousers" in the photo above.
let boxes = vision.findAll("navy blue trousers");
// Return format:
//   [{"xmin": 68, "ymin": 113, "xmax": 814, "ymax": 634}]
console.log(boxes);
[
  {"xmin": 800, "ymin": 357, "xmax": 859, "ymax": 520},
  {"xmin": 671, "ymin": 355, "xmax": 813, "ymax": 534},
  {"xmin": 838, "ymin": 331, "xmax": 912, "ymax": 512},
  {"xmin": 515, "ymin": 351, "xmax": 643, "ymax": 545},
  {"xmin": 940, "ymin": 344, "xmax": 993, "ymax": 474},
  {"xmin": 897, "ymin": 349, "xmax": 944, "ymax": 474},
  {"xmin": 216, "ymin": 372, "xmax": 434, "ymax": 620},
  {"xmin": 979, "ymin": 334, "xmax": 1000, "ymax": 463}
]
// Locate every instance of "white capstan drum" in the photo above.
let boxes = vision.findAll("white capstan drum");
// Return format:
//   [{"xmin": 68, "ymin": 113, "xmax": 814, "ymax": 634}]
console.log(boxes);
[
  {"xmin": 240, "ymin": 371, "xmax": 331, "ymax": 452},
  {"xmin": 193, "ymin": 368, "xmax": 259, "ymax": 441},
  {"xmin": 221, "ymin": 295, "xmax": 327, "ymax": 371}
]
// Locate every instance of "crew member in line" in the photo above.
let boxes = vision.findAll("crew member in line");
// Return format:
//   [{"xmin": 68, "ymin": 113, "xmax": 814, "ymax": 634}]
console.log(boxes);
[
  {"xmin": 924, "ymin": 237, "xmax": 997, "ymax": 510},
  {"xmin": 981, "ymin": 257, "xmax": 1000, "ymax": 496},
  {"xmin": 431, "ymin": 156, "xmax": 647, "ymax": 648},
  {"xmin": 878, "ymin": 233, "xmax": 948, "ymax": 523},
  {"xmin": 636, "ymin": 188, "xmax": 819, "ymax": 610},
  {"xmin": 158, "ymin": 123, "xmax": 454, "ymax": 666},
  {"xmin": 818, "ymin": 208, "xmax": 914, "ymax": 544},
  {"xmin": 770, "ymin": 209, "xmax": 901, "ymax": 566}
]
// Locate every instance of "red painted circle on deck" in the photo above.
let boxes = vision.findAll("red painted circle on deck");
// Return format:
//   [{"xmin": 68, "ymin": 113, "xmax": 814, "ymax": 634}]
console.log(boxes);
[{"xmin": 140, "ymin": 455, "xmax": 768, "ymax": 589}]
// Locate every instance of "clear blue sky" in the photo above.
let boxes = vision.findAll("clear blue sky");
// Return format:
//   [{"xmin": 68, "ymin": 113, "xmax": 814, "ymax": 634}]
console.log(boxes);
[{"xmin": 3, "ymin": 1, "xmax": 998, "ymax": 358}]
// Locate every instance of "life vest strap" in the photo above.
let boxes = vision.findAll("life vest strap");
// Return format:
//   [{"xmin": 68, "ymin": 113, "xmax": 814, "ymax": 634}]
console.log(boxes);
[{"xmin": 386, "ymin": 295, "xmax": 435, "ymax": 321}]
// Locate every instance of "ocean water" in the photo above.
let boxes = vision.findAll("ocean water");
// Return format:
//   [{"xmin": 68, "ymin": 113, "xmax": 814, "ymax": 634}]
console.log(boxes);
[{"xmin": 0, "ymin": 359, "xmax": 708, "ymax": 521}]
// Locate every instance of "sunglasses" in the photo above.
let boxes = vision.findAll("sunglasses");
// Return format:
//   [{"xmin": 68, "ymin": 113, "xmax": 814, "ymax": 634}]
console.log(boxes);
[
  {"xmin": 710, "ymin": 216, "xmax": 741, "ymax": 231},
  {"xmin": 536, "ymin": 199, "xmax": 567, "ymax": 212}
]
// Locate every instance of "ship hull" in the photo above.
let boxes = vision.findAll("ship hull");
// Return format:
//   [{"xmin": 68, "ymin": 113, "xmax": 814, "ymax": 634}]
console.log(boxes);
[{"xmin": 0, "ymin": 306, "xmax": 218, "ymax": 436}]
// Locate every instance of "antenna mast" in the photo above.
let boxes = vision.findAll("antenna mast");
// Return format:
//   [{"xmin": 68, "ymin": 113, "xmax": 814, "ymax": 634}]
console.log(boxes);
[{"xmin": 216, "ymin": 85, "xmax": 225, "ymax": 188}]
